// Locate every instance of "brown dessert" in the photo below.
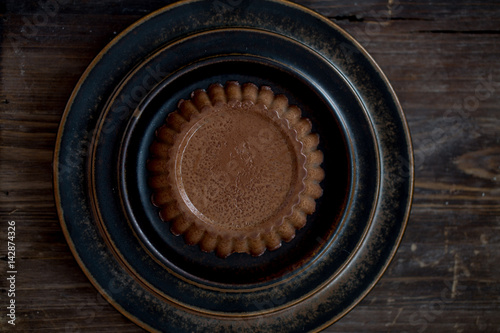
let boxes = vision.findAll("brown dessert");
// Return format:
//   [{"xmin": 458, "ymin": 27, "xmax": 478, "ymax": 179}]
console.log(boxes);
[{"xmin": 148, "ymin": 82, "xmax": 324, "ymax": 257}]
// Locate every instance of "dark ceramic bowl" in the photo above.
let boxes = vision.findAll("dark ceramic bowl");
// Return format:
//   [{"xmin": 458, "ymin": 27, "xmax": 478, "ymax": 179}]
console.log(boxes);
[{"xmin": 54, "ymin": 0, "xmax": 413, "ymax": 331}]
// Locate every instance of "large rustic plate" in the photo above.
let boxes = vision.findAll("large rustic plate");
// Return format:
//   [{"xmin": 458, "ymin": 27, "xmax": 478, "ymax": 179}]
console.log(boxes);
[{"xmin": 53, "ymin": 0, "xmax": 413, "ymax": 331}]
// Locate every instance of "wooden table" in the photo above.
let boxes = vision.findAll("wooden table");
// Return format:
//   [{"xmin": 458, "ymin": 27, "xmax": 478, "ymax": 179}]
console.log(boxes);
[{"xmin": 1, "ymin": 0, "xmax": 499, "ymax": 331}]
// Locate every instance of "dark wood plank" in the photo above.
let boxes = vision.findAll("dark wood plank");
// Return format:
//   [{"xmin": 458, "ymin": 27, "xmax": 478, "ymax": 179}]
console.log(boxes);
[{"xmin": 1, "ymin": 0, "xmax": 499, "ymax": 332}]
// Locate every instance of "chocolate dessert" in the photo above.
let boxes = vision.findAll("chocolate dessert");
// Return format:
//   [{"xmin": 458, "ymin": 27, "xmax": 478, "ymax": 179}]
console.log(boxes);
[{"xmin": 148, "ymin": 82, "xmax": 324, "ymax": 257}]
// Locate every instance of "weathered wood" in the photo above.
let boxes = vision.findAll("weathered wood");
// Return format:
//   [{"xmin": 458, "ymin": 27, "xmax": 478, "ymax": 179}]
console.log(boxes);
[{"xmin": 1, "ymin": 0, "xmax": 499, "ymax": 331}]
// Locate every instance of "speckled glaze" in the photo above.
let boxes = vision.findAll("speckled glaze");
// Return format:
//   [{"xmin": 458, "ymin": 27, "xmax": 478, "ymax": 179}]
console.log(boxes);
[
  {"xmin": 148, "ymin": 82, "xmax": 324, "ymax": 257},
  {"xmin": 53, "ymin": 0, "xmax": 413, "ymax": 332}
]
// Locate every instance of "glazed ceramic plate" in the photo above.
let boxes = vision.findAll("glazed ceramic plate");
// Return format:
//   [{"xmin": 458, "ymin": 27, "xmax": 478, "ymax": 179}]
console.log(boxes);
[{"xmin": 54, "ymin": 0, "xmax": 413, "ymax": 331}]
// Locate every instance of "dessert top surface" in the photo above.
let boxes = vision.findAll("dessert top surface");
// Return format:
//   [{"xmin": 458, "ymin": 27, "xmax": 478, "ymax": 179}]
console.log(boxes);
[{"xmin": 174, "ymin": 100, "xmax": 306, "ymax": 231}]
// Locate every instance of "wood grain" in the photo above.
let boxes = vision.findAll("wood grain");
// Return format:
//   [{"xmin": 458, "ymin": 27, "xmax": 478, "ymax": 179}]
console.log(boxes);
[{"xmin": 1, "ymin": 0, "xmax": 499, "ymax": 332}]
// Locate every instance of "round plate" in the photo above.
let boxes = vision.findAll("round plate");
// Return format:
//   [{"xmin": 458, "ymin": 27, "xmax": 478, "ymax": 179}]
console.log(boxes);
[{"xmin": 54, "ymin": 0, "xmax": 413, "ymax": 332}]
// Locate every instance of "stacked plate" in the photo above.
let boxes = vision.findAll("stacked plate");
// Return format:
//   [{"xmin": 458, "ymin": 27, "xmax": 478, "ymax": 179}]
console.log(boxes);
[{"xmin": 54, "ymin": 0, "xmax": 413, "ymax": 331}]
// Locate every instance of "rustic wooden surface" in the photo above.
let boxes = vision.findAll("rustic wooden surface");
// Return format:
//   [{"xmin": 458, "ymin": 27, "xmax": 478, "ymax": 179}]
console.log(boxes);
[{"xmin": 1, "ymin": 0, "xmax": 499, "ymax": 332}]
